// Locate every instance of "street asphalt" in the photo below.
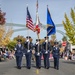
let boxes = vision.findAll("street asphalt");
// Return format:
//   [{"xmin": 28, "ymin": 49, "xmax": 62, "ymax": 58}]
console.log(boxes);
[{"xmin": 0, "ymin": 57, "xmax": 75, "ymax": 75}]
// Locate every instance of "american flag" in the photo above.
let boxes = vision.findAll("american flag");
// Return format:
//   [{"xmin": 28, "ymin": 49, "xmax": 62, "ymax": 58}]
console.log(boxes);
[{"xmin": 26, "ymin": 7, "xmax": 35, "ymax": 32}]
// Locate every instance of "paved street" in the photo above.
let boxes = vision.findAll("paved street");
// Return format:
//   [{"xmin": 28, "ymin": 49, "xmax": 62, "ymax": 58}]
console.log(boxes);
[{"xmin": 0, "ymin": 57, "xmax": 75, "ymax": 75}]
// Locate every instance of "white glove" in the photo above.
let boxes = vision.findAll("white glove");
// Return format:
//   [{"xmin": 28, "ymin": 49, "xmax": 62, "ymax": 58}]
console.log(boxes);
[
  {"xmin": 37, "ymin": 52, "xmax": 40, "ymax": 55},
  {"xmin": 15, "ymin": 48, "xmax": 17, "ymax": 50},
  {"xmin": 27, "ymin": 39, "xmax": 29, "ymax": 42},
  {"xmin": 36, "ymin": 42, "xmax": 39, "ymax": 45},
  {"xmin": 45, "ymin": 40, "xmax": 48, "ymax": 42},
  {"xmin": 27, "ymin": 50, "xmax": 30, "ymax": 52},
  {"xmin": 45, "ymin": 51, "xmax": 48, "ymax": 54}
]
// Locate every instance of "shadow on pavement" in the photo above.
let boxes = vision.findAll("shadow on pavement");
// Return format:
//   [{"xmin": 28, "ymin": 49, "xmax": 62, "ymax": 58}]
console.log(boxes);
[{"xmin": 62, "ymin": 60, "xmax": 75, "ymax": 64}]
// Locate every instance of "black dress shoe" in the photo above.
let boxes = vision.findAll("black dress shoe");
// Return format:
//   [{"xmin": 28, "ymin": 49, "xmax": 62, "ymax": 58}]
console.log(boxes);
[
  {"xmin": 17, "ymin": 66, "xmax": 19, "ymax": 69},
  {"xmin": 44, "ymin": 66, "xmax": 46, "ymax": 68},
  {"xmin": 19, "ymin": 67, "xmax": 21, "ymax": 69},
  {"xmin": 54, "ymin": 67, "xmax": 56, "ymax": 69},
  {"xmin": 18, "ymin": 66, "xmax": 21, "ymax": 69},
  {"xmin": 57, "ymin": 68, "xmax": 59, "ymax": 70},
  {"xmin": 46, "ymin": 67, "xmax": 49, "ymax": 69},
  {"xmin": 38, "ymin": 67, "xmax": 41, "ymax": 69},
  {"xmin": 27, "ymin": 67, "xmax": 31, "ymax": 69}
]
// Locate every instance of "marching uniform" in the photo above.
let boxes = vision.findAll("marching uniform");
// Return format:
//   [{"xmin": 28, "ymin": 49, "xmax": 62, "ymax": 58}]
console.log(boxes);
[
  {"xmin": 24, "ymin": 36, "xmax": 33, "ymax": 69},
  {"xmin": 52, "ymin": 42, "xmax": 60, "ymax": 70},
  {"xmin": 42, "ymin": 36, "xmax": 51, "ymax": 69},
  {"xmin": 15, "ymin": 39, "xmax": 24, "ymax": 69},
  {"xmin": 34, "ymin": 39, "xmax": 42, "ymax": 69}
]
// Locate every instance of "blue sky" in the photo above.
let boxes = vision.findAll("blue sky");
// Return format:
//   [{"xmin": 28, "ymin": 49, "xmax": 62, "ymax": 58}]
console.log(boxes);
[{"xmin": 1, "ymin": 0, "xmax": 75, "ymax": 42}]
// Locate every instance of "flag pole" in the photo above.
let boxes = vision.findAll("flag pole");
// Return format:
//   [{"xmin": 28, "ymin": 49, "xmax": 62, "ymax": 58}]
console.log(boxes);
[
  {"xmin": 46, "ymin": 5, "xmax": 48, "ymax": 51},
  {"xmin": 46, "ymin": 5, "xmax": 56, "ymax": 52},
  {"xmin": 36, "ymin": 0, "xmax": 40, "ymax": 53},
  {"xmin": 26, "ymin": 4, "xmax": 29, "ymax": 50},
  {"xmin": 37, "ymin": 33, "xmax": 39, "ymax": 53},
  {"xmin": 27, "ymin": 28, "xmax": 29, "ymax": 50}
]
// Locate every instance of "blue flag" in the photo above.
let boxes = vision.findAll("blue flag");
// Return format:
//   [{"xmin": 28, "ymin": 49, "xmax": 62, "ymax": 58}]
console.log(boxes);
[{"xmin": 47, "ymin": 7, "xmax": 56, "ymax": 36}]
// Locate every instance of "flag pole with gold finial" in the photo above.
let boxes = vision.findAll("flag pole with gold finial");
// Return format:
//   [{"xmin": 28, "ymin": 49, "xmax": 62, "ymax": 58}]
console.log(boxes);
[
  {"xmin": 35, "ymin": 0, "xmax": 40, "ymax": 74},
  {"xmin": 46, "ymin": 5, "xmax": 49, "ymax": 52}
]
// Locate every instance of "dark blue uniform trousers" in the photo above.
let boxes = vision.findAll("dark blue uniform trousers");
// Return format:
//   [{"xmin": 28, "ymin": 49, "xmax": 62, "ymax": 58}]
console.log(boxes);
[
  {"xmin": 54, "ymin": 57, "xmax": 59, "ymax": 69},
  {"xmin": 35, "ymin": 55, "xmax": 41, "ymax": 68},
  {"xmin": 16, "ymin": 56, "xmax": 22, "ymax": 67},
  {"xmin": 43, "ymin": 53, "xmax": 50, "ymax": 68},
  {"xmin": 25, "ymin": 53, "xmax": 32, "ymax": 68}
]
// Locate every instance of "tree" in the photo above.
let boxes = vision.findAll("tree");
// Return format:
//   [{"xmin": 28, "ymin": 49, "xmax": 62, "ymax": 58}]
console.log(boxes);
[
  {"xmin": 62, "ymin": 36, "xmax": 67, "ymax": 41},
  {"xmin": 0, "ymin": 9, "xmax": 13, "ymax": 46},
  {"xmin": 50, "ymin": 34, "xmax": 56, "ymax": 46},
  {"xmin": 51, "ymin": 34, "xmax": 56, "ymax": 41},
  {"xmin": 62, "ymin": 7, "xmax": 75, "ymax": 45},
  {"xmin": 13, "ymin": 35, "xmax": 26, "ymax": 43},
  {"xmin": 0, "ymin": 26, "xmax": 13, "ymax": 46},
  {"xmin": 7, "ymin": 40, "xmax": 16, "ymax": 50},
  {"xmin": 0, "ymin": 9, "xmax": 6, "ymax": 25}
]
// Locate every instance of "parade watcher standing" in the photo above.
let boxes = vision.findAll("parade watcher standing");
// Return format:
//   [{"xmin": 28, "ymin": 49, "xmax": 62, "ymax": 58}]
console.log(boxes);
[
  {"xmin": 1, "ymin": 45, "xmax": 7, "ymax": 59},
  {"xmin": 14, "ymin": 39, "xmax": 24, "ymax": 69},
  {"xmin": 34, "ymin": 39, "xmax": 42, "ymax": 69},
  {"xmin": 42, "ymin": 36, "xmax": 51, "ymax": 69},
  {"xmin": 0, "ymin": 50, "xmax": 2, "ymax": 61},
  {"xmin": 1, "ymin": 45, "xmax": 6, "ymax": 53},
  {"xmin": 52, "ymin": 42, "xmax": 60, "ymax": 70},
  {"xmin": 24, "ymin": 36, "xmax": 33, "ymax": 69}
]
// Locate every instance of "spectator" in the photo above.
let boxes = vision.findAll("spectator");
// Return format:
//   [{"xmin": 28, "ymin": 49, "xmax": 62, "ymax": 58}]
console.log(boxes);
[{"xmin": 0, "ymin": 50, "xmax": 2, "ymax": 61}]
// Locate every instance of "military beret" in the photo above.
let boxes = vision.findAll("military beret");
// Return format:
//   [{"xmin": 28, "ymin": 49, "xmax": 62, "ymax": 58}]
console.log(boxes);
[
  {"xmin": 26, "ymin": 36, "xmax": 31, "ymax": 38},
  {"xmin": 36, "ymin": 39, "xmax": 40, "ymax": 41}
]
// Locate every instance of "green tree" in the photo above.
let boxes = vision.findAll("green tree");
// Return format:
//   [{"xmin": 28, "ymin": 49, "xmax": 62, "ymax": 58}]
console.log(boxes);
[
  {"xmin": 62, "ymin": 36, "xmax": 67, "ymax": 41},
  {"xmin": 7, "ymin": 40, "xmax": 16, "ymax": 50},
  {"xmin": 50, "ymin": 34, "xmax": 56, "ymax": 46},
  {"xmin": 51, "ymin": 34, "xmax": 56, "ymax": 41},
  {"xmin": 13, "ymin": 35, "xmax": 33, "ymax": 43},
  {"xmin": 13, "ymin": 35, "xmax": 26, "ymax": 43},
  {"xmin": 62, "ymin": 8, "xmax": 75, "ymax": 45}
]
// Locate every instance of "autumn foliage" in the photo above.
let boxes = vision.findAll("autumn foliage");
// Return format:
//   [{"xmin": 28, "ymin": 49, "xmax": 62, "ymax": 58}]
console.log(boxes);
[
  {"xmin": 0, "ymin": 9, "xmax": 6, "ymax": 25},
  {"xmin": 0, "ymin": 9, "xmax": 13, "ymax": 46},
  {"xmin": 0, "ymin": 26, "xmax": 13, "ymax": 46}
]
